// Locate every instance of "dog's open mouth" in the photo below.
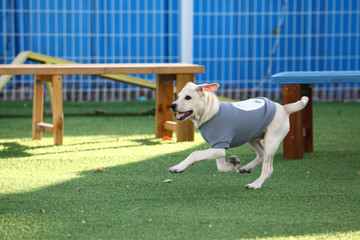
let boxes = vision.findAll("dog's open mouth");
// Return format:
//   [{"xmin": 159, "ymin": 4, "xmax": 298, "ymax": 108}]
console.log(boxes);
[{"xmin": 176, "ymin": 111, "xmax": 193, "ymax": 121}]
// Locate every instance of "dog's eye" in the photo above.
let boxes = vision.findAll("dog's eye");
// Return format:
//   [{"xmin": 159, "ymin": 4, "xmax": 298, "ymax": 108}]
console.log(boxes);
[{"xmin": 185, "ymin": 96, "xmax": 192, "ymax": 100}]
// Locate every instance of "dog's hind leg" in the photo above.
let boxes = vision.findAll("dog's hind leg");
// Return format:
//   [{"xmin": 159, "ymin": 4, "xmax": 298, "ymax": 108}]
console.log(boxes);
[
  {"xmin": 216, "ymin": 155, "xmax": 240, "ymax": 172},
  {"xmin": 246, "ymin": 110, "xmax": 289, "ymax": 189},
  {"xmin": 238, "ymin": 140, "xmax": 264, "ymax": 174},
  {"xmin": 245, "ymin": 137, "xmax": 280, "ymax": 189}
]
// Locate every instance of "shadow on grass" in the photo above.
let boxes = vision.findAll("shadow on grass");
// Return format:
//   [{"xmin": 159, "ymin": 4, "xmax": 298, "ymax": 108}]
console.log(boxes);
[
  {"xmin": 0, "ymin": 142, "xmax": 33, "ymax": 158},
  {"xmin": 0, "ymin": 137, "xmax": 165, "ymax": 160},
  {"xmin": 1, "ymin": 140, "xmax": 359, "ymax": 240}
]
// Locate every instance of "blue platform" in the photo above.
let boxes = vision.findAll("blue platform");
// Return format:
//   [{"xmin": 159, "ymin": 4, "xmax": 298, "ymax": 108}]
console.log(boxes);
[{"xmin": 271, "ymin": 71, "xmax": 360, "ymax": 84}]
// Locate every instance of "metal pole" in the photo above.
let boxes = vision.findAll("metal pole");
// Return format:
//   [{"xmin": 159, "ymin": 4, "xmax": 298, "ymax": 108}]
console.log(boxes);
[{"xmin": 180, "ymin": 0, "xmax": 194, "ymax": 64}]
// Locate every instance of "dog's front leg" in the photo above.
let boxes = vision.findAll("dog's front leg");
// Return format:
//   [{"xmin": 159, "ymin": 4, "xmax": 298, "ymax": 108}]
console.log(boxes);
[{"xmin": 169, "ymin": 148, "xmax": 225, "ymax": 173}]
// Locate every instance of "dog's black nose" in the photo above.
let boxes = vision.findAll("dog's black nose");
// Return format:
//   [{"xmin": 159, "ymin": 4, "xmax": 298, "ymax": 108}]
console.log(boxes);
[{"xmin": 170, "ymin": 103, "xmax": 177, "ymax": 112}]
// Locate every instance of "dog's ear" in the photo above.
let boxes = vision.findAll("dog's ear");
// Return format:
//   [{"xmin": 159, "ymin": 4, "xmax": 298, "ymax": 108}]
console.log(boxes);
[{"xmin": 195, "ymin": 83, "xmax": 219, "ymax": 94}]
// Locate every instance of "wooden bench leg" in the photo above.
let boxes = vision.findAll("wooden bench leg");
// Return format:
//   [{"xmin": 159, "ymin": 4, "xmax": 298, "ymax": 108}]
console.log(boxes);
[
  {"xmin": 32, "ymin": 76, "xmax": 44, "ymax": 140},
  {"xmin": 282, "ymin": 84, "xmax": 304, "ymax": 159},
  {"xmin": 175, "ymin": 74, "xmax": 195, "ymax": 142},
  {"xmin": 302, "ymin": 84, "xmax": 313, "ymax": 153},
  {"xmin": 32, "ymin": 75, "xmax": 64, "ymax": 145},
  {"xmin": 52, "ymin": 75, "xmax": 64, "ymax": 145},
  {"xmin": 155, "ymin": 74, "xmax": 175, "ymax": 138}
]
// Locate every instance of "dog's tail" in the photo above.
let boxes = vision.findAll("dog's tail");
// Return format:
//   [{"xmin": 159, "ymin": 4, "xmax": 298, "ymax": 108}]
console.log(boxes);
[{"xmin": 283, "ymin": 96, "xmax": 309, "ymax": 114}]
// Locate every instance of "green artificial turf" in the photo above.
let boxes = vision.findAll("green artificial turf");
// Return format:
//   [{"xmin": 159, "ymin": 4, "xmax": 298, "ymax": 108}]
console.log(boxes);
[{"xmin": 0, "ymin": 100, "xmax": 359, "ymax": 240}]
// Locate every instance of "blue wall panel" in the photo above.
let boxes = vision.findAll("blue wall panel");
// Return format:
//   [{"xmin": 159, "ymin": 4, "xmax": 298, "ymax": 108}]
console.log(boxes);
[{"xmin": 1, "ymin": 0, "xmax": 359, "ymax": 101}]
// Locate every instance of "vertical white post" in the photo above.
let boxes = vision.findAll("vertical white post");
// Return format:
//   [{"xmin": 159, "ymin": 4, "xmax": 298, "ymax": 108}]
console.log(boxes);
[{"xmin": 180, "ymin": 0, "xmax": 193, "ymax": 64}]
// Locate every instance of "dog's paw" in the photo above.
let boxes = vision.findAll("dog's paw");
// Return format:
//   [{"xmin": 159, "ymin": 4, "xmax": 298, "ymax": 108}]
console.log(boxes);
[
  {"xmin": 246, "ymin": 183, "xmax": 262, "ymax": 190},
  {"xmin": 237, "ymin": 167, "xmax": 252, "ymax": 174},
  {"xmin": 168, "ymin": 166, "xmax": 184, "ymax": 174},
  {"xmin": 217, "ymin": 155, "xmax": 241, "ymax": 172},
  {"xmin": 229, "ymin": 155, "xmax": 241, "ymax": 168}
]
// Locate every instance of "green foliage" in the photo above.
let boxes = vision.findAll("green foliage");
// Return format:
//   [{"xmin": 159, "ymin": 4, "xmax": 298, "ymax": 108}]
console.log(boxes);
[{"xmin": 0, "ymin": 100, "xmax": 359, "ymax": 239}]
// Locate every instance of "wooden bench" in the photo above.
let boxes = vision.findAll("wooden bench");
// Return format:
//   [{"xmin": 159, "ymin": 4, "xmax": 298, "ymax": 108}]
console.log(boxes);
[
  {"xmin": 271, "ymin": 71, "xmax": 360, "ymax": 159},
  {"xmin": 0, "ymin": 63, "xmax": 204, "ymax": 145}
]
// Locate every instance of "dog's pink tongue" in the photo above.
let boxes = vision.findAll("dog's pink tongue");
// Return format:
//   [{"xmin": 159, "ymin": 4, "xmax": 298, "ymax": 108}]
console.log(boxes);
[{"xmin": 176, "ymin": 112, "xmax": 186, "ymax": 120}]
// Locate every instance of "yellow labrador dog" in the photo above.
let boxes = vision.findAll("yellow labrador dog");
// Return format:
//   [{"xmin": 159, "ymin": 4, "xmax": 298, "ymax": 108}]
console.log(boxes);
[{"xmin": 169, "ymin": 82, "xmax": 308, "ymax": 189}]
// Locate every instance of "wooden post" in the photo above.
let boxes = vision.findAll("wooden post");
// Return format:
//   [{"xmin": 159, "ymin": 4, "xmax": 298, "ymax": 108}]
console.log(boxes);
[
  {"xmin": 51, "ymin": 75, "xmax": 64, "ymax": 145},
  {"xmin": 155, "ymin": 74, "xmax": 175, "ymax": 138},
  {"xmin": 32, "ymin": 75, "xmax": 45, "ymax": 140},
  {"xmin": 302, "ymin": 84, "xmax": 313, "ymax": 153},
  {"xmin": 175, "ymin": 74, "xmax": 195, "ymax": 142},
  {"xmin": 282, "ymin": 84, "xmax": 304, "ymax": 159}
]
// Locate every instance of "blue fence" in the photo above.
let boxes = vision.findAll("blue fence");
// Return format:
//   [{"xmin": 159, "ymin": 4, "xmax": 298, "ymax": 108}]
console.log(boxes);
[
  {"xmin": 194, "ymin": 0, "xmax": 360, "ymax": 101},
  {"xmin": 1, "ymin": 0, "xmax": 359, "ymax": 101}
]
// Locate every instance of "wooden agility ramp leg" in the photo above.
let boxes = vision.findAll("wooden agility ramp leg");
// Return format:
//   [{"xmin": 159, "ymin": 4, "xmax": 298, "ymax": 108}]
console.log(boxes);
[
  {"xmin": 282, "ymin": 84, "xmax": 304, "ymax": 159},
  {"xmin": 32, "ymin": 75, "xmax": 64, "ymax": 145},
  {"xmin": 32, "ymin": 75, "xmax": 45, "ymax": 140},
  {"xmin": 302, "ymin": 84, "xmax": 313, "ymax": 153},
  {"xmin": 155, "ymin": 74, "xmax": 175, "ymax": 138},
  {"xmin": 52, "ymin": 75, "xmax": 64, "ymax": 145},
  {"xmin": 175, "ymin": 74, "xmax": 195, "ymax": 142},
  {"xmin": 155, "ymin": 73, "xmax": 195, "ymax": 142}
]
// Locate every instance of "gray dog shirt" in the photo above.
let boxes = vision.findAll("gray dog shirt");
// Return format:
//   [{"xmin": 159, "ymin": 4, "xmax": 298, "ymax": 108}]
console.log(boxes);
[{"xmin": 198, "ymin": 97, "xmax": 276, "ymax": 149}]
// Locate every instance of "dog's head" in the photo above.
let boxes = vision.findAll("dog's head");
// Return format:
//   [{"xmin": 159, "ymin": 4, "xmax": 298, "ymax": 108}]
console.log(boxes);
[{"xmin": 171, "ymin": 82, "xmax": 219, "ymax": 122}]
